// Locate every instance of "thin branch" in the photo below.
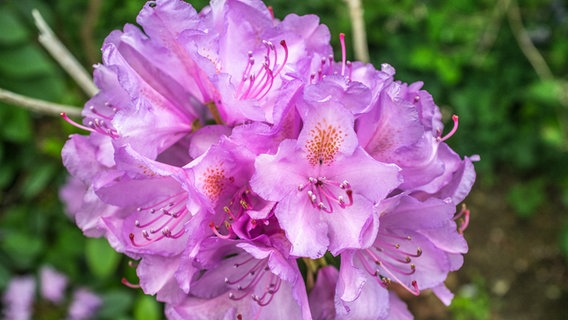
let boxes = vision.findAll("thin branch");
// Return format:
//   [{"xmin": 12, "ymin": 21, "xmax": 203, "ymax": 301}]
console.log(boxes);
[
  {"xmin": 32, "ymin": 9, "xmax": 98, "ymax": 97},
  {"xmin": 475, "ymin": 0, "xmax": 510, "ymax": 66},
  {"xmin": 343, "ymin": 0, "xmax": 370, "ymax": 63},
  {"xmin": 0, "ymin": 87, "xmax": 82, "ymax": 117},
  {"xmin": 507, "ymin": 0, "xmax": 553, "ymax": 81},
  {"xmin": 80, "ymin": 0, "xmax": 103, "ymax": 66}
]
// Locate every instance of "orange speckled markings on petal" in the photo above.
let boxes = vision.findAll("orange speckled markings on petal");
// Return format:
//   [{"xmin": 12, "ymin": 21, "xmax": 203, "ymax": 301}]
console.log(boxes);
[
  {"xmin": 201, "ymin": 164, "xmax": 226, "ymax": 202},
  {"xmin": 305, "ymin": 119, "xmax": 346, "ymax": 166}
]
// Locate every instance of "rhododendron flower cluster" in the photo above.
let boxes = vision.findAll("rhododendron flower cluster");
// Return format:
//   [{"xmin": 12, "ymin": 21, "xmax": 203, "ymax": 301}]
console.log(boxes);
[
  {"xmin": 2, "ymin": 266, "xmax": 102, "ymax": 320},
  {"xmin": 60, "ymin": 0, "xmax": 477, "ymax": 318}
]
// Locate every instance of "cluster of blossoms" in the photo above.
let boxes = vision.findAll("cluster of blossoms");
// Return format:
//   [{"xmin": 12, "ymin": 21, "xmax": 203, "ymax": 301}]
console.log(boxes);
[
  {"xmin": 2, "ymin": 266, "xmax": 102, "ymax": 320},
  {"xmin": 60, "ymin": 0, "xmax": 477, "ymax": 318}
]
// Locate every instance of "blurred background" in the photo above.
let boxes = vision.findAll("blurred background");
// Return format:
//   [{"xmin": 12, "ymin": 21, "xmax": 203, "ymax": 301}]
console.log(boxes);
[{"xmin": 0, "ymin": 0, "xmax": 567, "ymax": 319}]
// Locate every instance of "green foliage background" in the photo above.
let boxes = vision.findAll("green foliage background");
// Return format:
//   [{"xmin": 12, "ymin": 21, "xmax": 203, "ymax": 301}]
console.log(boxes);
[{"xmin": 0, "ymin": 0, "xmax": 567, "ymax": 318}]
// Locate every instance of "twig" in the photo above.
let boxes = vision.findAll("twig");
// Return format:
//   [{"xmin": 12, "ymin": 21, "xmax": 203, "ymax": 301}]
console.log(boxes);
[
  {"xmin": 0, "ymin": 87, "xmax": 82, "ymax": 117},
  {"xmin": 80, "ymin": 0, "xmax": 103, "ymax": 66},
  {"xmin": 343, "ymin": 0, "xmax": 370, "ymax": 63},
  {"xmin": 32, "ymin": 9, "xmax": 98, "ymax": 97},
  {"xmin": 507, "ymin": 0, "xmax": 553, "ymax": 81},
  {"xmin": 475, "ymin": 0, "xmax": 510, "ymax": 66}
]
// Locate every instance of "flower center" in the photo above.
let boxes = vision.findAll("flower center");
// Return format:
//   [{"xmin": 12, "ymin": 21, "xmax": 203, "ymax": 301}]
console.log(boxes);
[
  {"xmin": 236, "ymin": 40, "xmax": 289, "ymax": 100},
  {"xmin": 128, "ymin": 192, "xmax": 189, "ymax": 247},
  {"xmin": 200, "ymin": 164, "xmax": 231, "ymax": 203},
  {"xmin": 298, "ymin": 177, "xmax": 353, "ymax": 213},
  {"xmin": 209, "ymin": 188, "xmax": 253, "ymax": 239},
  {"xmin": 305, "ymin": 119, "xmax": 346, "ymax": 166}
]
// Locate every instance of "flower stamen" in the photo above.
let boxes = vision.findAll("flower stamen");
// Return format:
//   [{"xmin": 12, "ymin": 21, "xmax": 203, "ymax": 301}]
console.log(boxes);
[
  {"xmin": 60, "ymin": 112, "xmax": 119, "ymax": 138},
  {"xmin": 357, "ymin": 231, "xmax": 423, "ymax": 296},
  {"xmin": 454, "ymin": 204, "xmax": 470, "ymax": 234},
  {"xmin": 129, "ymin": 192, "xmax": 189, "ymax": 247},
  {"xmin": 298, "ymin": 177, "xmax": 353, "ymax": 213},
  {"xmin": 438, "ymin": 115, "xmax": 459, "ymax": 142},
  {"xmin": 236, "ymin": 40, "xmax": 288, "ymax": 100},
  {"xmin": 224, "ymin": 257, "xmax": 280, "ymax": 306}
]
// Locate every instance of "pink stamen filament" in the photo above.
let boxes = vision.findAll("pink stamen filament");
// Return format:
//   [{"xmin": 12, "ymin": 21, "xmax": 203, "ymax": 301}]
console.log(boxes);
[
  {"xmin": 375, "ymin": 246, "xmax": 414, "ymax": 264},
  {"xmin": 339, "ymin": 33, "xmax": 347, "ymax": 77},
  {"xmin": 237, "ymin": 40, "xmax": 288, "ymax": 100},
  {"xmin": 314, "ymin": 184, "xmax": 333, "ymax": 213},
  {"xmin": 212, "ymin": 190, "xmax": 253, "ymax": 239},
  {"xmin": 299, "ymin": 177, "xmax": 353, "ymax": 213},
  {"xmin": 130, "ymin": 216, "xmax": 185, "ymax": 246},
  {"xmin": 60, "ymin": 112, "xmax": 117, "ymax": 138},
  {"xmin": 253, "ymin": 68, "xmax": 275, "ymax": 100},
  {"xmin": 240, "ymin": 75, "xmax": 256, "ymax": 99},
  {"xmin": 374, "ymin": 243, "xmax": 423, "ymax": 259},
  {"xmin": 104, "ymin": 102, "xmax": 119, "ymax": 112},
  {"xmin": 121, "ymin": 278, "xmax": 141, "ymax": 289},
  {"xmin": 364, "ymin": 248, "xmax": 420, "ymax": 296},
  {"xmin": 236, "ymin": 53, "xmax": 254, "ymax": 94},
  {"xmin": 273, "ymin": 40, "xmax": 288, "ymax": 76},
  {"xmin": 248, "ymin": 64, "xmax": 272, "ymax": 98},
  {"xmin": 129, "ymin": 194, "xmax": 190, "ymax": 247},
  {"xmin": 377, "ymin": 256, "xmax": 417, "ymax": 276},
  {"xmin": 264, "ymin": 41, "xmax": 276, "ymax": 71},
  {"xmin": 379, "ymin": 231, "xmax": 413, "ymax": 242},
  {"xmin": 88, "ymin": 106, "xmax": 113, "ymax": 120},
  {"xmin": 137, "ymin": 192, "xmax": 186, "ymax": 212},
  {"xmin": 346, "ymin": 61, "xmax": 353, "ymax": 82},
  {"xmin": 253, "ymin": 275, "xmax": 281, "ymax": 306},
  {"xmin": 226, "ymin": 258, "xmax": 278, "ymax": 305},
  {"xmin": 209, "ymin": 222, "xmax": 233, "ymax": 239},
  {"xmin": 438, "ymin": 115, "xmax": 459, "ymax": 142},
  {"xmin": 454, "ymin": 204, "xmax": 470, "ymax": 233},
  {"xmin": 226, "ymin": 259, "xmax": 267, "ymax": 286},
  {"xmin": 233, "ymin": 256, "xmax": 256, "ymax": 268}
]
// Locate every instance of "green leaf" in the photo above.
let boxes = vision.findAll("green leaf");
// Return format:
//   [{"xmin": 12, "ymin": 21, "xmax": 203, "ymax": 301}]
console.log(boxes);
[
  {"xmin": 525, "ymin": 79, "xmax": 567, "ymax": 107},
  {"xmin": 0, "ymin": 43, "xmax": 55, "ymax": 78},
  {"xmin": 408, "ymin": 46, "xmax": 436, "ymax": 71},
  {"xmin": 134, "ymin": 295, "xmax": 161, "ymax": 320},
  {"xmin": 0, "ymin": 104, "xmax": 32, "ymax": 142},
  {"xmin": 2, "ymin": 231, "xmax": 44, "ymax": 269},
  {"xmin": 6, "ymin": 74, "xmax": 67, "ymax": 102},
  {"xmin": 44, "ymin": 225, "xmax": 86, "ymax": 280},
  {"xmin": 506, "ymin": 180, "xmax": 545, "ymax": 218},
  {"xmin": 97, "ymin": 289, "xmax": 135, "ymax": 319},
  {"xmin": 41, "ymin": 136, "xmax": 66, "ymax": 158},
  {"xmin": 0, "ymin": 262, "xmax": 11, "ymax": 291},
  {"xmin": 561, "ymin": 223, "xmax": 568, "ymax": 259},
  {"xmin": 85, "ymin": 237, "xmax": 121, "ymax": 280},
  {"xmin": 0, "ymin": 7, "xmax": 29, "ymax": 45},
  {"xmin": 21, "ymin": 162, "xmax": 56, "ymax": 199}
]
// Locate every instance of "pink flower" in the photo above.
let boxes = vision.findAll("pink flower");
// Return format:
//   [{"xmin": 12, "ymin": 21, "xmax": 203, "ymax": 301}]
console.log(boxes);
[
  {"xmin": 59, "ymin": 0, "xmax": 477, "ymax": 318},
  {"xmin": 40, "ymin": 266, "xmax": 68, "ymax": 304},
  {"xmin": 2, "ymin": 276, "xmax": 35, "ymax": 320},
  {"xmin": 251, "ymin": 88, "xmax": 401, "ymax": 258}
]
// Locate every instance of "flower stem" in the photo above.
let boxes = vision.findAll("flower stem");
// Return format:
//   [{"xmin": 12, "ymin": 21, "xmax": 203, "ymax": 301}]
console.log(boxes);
[
  {"xmin": 0, "ymin": 87, "xmax": 81, "ymax": 117},
  {"xmin": 343, "ymin": 0, "xmax": 369, "ymax": 63},
  {"xmin": 32, "ymin": 9, "xmax": 98, "ymax": 97}
]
